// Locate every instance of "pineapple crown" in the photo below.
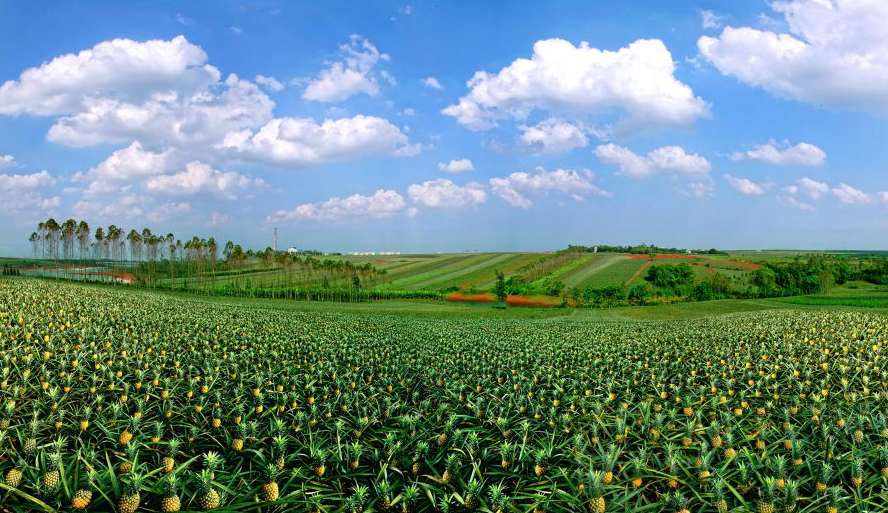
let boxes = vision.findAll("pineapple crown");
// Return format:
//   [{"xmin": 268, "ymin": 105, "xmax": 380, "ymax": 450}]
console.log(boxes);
[
  {"xmin": 168, "ymin": 438, "xmax": 181, "ymax": 456},
  {"xmin": 488, "ymin": 483, "xmax": 508, "ymax": 510},
  {"xmin": 586, "ymin": 469, "xmax": 604, "ymax": 496},
  {"xmin": 828, "ymin": 486, "xmax": 841, "ymax": 505},
  {"xmin": 272, "ymin": 435, "xmax": 287, "ymax": 454},
  {"xmin": 445, "ymin": 453, "xmax": 459, "ymax": 471},
  {"xmin": 263, "ymin": 463, "xmax": 279, "ymax": 483},
  {"xmin": 376, "ymin": 480, "xmax": 391, "ymax": 496},
  {"xmin": 819, "ymin": 461, "xmax": 832, "ymax": 481},
  {"xmin": 123, "ymin": 472, "xmax": 144, "ymax": 494},
  {"xmin": 773, "ymin": 455, "xmax": 787, "ymax": 476},
  {"xmin": 711, "ymin": 477, "xmax": 725, "ymax": 498},
  {"xmin": 761, "ymin": 477, "xmax": 777, "ymax": 501},
  {"xmin": 670, "ymin": 492, "xmax": 688, "ymax": 511},
  {"xmin": 784, "ymin": 479, "xmax": 799, "ymax": 501},
  {"xmin": 46, "ymin": 451, "xmax": 61, "ymax": 470},
  {"xmin": 203, "ymin": 451, "xmax": 223, "ymax": 471},
  {"xmin": 163, "ymin": 475, "xmax": 180, "ymax": 496},
  {"xmin": 198, "ymin": 469, "xmax": 214, "ymax": 492}
]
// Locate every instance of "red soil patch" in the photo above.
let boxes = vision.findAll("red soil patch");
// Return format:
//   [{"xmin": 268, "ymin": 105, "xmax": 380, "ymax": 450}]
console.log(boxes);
[
  {"xmin": 445, "ymin": 292, "xmax": 495, "ymax": 302},
  {"xmin": 372, "ymin": 259, "xmax": 395, "ymax": 264},
  {"xmin": 505, "ymin": 295, "xmax": 561, "ymax": 307},
  {"xmin": 624, "ymin": 259, "xmax": 652, "ymax": 286}
]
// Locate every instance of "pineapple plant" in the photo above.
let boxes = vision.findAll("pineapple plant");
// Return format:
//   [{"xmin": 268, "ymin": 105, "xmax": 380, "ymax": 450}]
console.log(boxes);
[
  {"xmin": 712, "ymin": 478, "xmax": 728, "ymax": 513},
  {"xmin": 5, "ymin": 458, "xmax": 26, "ymax": 488},
  {"xmin": 72, "ymin": 470, "xmax": 96, "ymax": 509},
  {"xmin": 41, "ymin": 451, "xmax": 62, "ymax": 495},
  {"xmin": 533, "ymin": 447, "xmax": 547, "ymax": 477},
  {"xmin": 160, "ymin": 476, "xmax": 182, "ymax": 512},
  {"xmin": 312, "ymin": 447, "xmax": 328, "ymax": 477},
  {"xmin": 442, "ymin": 453, "xmax": 458, "ymax": 483},
  {"xmin": 162, "ymin": 438, "xmax": 181, "ymax": 473},
  {"xmin": 197, "ymin": 469, "xmax": 220, "ymax": 510},
  {"xmin": 231, "ymin": 422, "xmax": 246, "ymax": 451},
  {"xmin": 119, "ymin": 418, "xmax": 138, "ymax": 446},
  {"xmin": 758, "ymin": 477, "xmax": 777, "ymax": 513},
  {"xmin": 816, "ymin": 461, "xmax": 832, "ymax": 493},
  {"xmin": 118, "ymin": 472, "xmax": 144, "ymax": 513},
  {"xmin": 587, "ymin": 470, "xmax": 605, "ymax": 513},
  {"xmin": 260, "ymin": 464, "xmax": 279, "ymax": 502},
  {"xmin": 463, "ymin": 479, "xmax": 482, "ymax": 510}
]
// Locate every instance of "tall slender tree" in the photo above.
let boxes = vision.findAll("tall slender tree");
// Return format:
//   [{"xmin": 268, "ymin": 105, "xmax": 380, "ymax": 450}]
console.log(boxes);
[{"xmin": 76, "ymin": 220, "xmax": 90, "ymax": 273}]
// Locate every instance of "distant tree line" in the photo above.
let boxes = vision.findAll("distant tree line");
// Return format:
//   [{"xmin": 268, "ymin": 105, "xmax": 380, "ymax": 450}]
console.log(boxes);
[
  {"xmin": 568, "ymin": 244, "xmax": 727, "ymax": 255},
  {"xmin": 20, "ymin": 217, "xmax": 385, "ymax": 302}
]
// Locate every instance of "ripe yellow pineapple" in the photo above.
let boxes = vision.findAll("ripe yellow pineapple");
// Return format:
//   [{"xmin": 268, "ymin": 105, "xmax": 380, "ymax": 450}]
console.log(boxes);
[
  {"xmin": 42, "ymin": 452, "xmax": 61, "ymax": 494},
  {"xmin": 72, "ymin": 470, "xmax": 96, "ymax": 509},
  {"xmin": 587, "ymin": 471, "xmax": 605, "ymax": 513},
  {"xmin": 161, "ymin": 476, "xmax": 181, "ymax": 512},
  {"xmin": 5, "ymin": 459, "xmax": 25, "ymax": 488},
  {"xmin": 260, "ymin": 465, "xmax": 280, "ymax": 502},
  {"xmin": 198, "ymin": 470, "xmax": 220, "ymax": 510},
  {"xmin": 118, "ymin": 473, "xmax": 143, "ymax": 513}
]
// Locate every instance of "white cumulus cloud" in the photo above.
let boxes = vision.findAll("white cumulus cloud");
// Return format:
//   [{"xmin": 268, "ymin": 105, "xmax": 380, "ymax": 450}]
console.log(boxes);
[
  {"xmin": 302, "ymin": 35, "xmax": 389, "ymax": 102},
  {"xmin": 723, "ymin": 174, "xmax": 765, "ymax": 195},
  {"xmin": 73, "ymin": 142, "xmax": 170, "ymax": 198},
  {"xmin": 0, "ymin": 170, "xmax": 55, "ymax": 190},
  {"xmin": 730, "ymin": 140, "xmax": 826, "ymax": 166},
  {"xmin": 0, "ymin": 36, "xmax": 274, "ymax": 149},
  {"xmin": 255, "ymin": 75, "xmax": 284, "ymax": 92},
  {"xmin": 595, "ymin": 144, "xmax": 711, "ymax": 178},
  {"xmin": 797, "ymin": 177, "xmax": 829, "ymax": 199},
  {"xmin": 698, "ymin": 0, "xmax": 888, "ymax": 116},
  {"xmin": 489, "ymin": 167, "xmax": 610, "ymax": 208},
  {"xmin": 832, "ymin": 182, "xmax": 871, "ymax": 204},
  {"xmin": 267, "ymin": 189, "xmax": 406, "ymax": 223},
  {"xmin": 424, "ymin": 77, "xmax": 443, "ymax": 90},
  {"xmin": 519, "ymin": 118, "xmax": 591, "ymax": 154},
  {"xmin": 407, "ymin": 179, "xmax": 486, "ymax": 208},
  {"xmin": 219, "ymin": 115, "xmax": 417, "ymax": 166},
  {"xmin": 780, "ymin": 195, "xmax": 815, "ymax": 211},
  {"xmin": 144, "ymin": 161, "xmax": 263, "ymax": 199},
  {"xmin": 0, "ymin": 155, "xmax": 17, "ymax": 170},
  {"xmin": 437, "ymin": 159, "xmax": 474, "ymax": 173},
  {"xmin": 442, "ymin": 37, "xmax": 709, "ymax": 133},
  {"xmin": 700, "ymin": 10, "xmax": 725, "ymax": 29}
]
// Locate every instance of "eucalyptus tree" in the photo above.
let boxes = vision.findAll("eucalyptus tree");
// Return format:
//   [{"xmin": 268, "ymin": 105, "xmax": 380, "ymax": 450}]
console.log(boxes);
[
  {"xmin": 76, "ymin": 220, "xmax": 90, "ymax": 270},
  {"xmin": 28, "ymin": 232, "xmax": 38, "ymax": 261}
]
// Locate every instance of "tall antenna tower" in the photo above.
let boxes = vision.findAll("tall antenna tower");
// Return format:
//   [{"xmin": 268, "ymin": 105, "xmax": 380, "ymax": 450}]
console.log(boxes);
[{"xmin": 273, "ymin": 227, "xmax": 277, "ymax": 253}]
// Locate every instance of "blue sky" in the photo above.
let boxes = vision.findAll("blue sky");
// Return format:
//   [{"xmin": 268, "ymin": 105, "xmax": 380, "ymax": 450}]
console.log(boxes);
[{"xmin": 1, "ymin": 0, "xmax": 887, "ymax": 255}]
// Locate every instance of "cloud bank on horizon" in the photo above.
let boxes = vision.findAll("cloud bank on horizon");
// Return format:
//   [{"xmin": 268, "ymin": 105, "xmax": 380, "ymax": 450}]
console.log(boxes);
[{"xmin": 1, "ymin": 0, "xmax": 887, "ymax": 252}]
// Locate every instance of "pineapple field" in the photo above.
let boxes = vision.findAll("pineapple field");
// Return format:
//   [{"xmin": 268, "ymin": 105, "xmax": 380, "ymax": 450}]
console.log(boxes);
[{"xmin": 1, "ymin": 278, "xmax": 888, "ymax": 512}]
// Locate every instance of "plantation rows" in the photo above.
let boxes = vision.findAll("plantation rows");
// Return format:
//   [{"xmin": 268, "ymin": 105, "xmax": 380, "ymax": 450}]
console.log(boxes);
[{"xmin": 0, "ymin": 279, "xmax": 887, "ymax": 512}]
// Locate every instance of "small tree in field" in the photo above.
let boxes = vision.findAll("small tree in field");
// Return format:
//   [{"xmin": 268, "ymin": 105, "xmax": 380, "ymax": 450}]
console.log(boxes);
[{"xmin": 493, "ymin": 271, "xmax": 507, "ymax": 301}]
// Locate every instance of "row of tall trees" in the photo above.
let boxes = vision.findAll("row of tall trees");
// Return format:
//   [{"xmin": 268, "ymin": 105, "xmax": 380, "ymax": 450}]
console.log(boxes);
[{"xmin": 22, "ymin": 218, "xmax": 383, "ymax": 299}]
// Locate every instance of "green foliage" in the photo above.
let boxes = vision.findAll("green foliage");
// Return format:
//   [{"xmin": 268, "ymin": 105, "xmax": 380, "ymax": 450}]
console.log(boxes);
[
  {"xmin": 627, "ymin": 284, "xmax": 649, "ymax": 305},
  {"xmin": 492, "ymin": 270, "xmax": 507, "ymax": 301},
  {"xmin": 646, "ymin": 263, "xmax": 695, "ymax": 290}
]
